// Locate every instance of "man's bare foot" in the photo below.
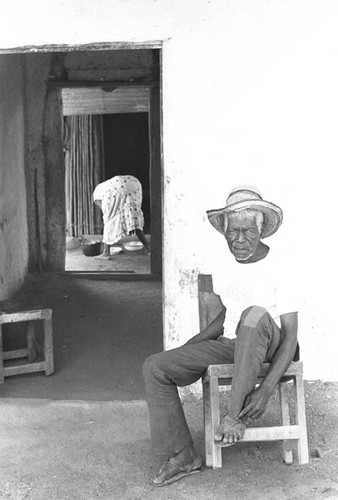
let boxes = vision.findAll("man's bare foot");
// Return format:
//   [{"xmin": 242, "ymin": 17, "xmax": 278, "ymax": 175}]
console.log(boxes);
[
  {"xmin": 94, "ymin": 254, "xmax": 111, "ymax": 260},
  {"xmin": 142, "ymin": 247, "xmax": 151, "ymax": 255},
  {"xmin": 214, "ymin": 414, "xmax": 246, "ymax": 446}
]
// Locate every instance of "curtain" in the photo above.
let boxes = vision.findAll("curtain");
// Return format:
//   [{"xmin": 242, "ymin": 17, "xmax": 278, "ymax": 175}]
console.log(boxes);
[{"xmin": 64, "ymin": 115, "xmax": 105, "ymax": 237}]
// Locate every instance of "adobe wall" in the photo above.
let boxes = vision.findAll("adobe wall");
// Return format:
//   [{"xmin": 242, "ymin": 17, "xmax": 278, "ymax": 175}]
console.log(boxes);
[{"xmin": 0, "ymin": 54, "xmax": 28, "ymax": 300}]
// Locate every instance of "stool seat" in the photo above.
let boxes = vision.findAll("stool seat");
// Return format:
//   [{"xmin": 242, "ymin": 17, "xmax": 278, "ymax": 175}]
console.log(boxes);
[{"xmin": 0, "ymin": 308, "xmax": 54, "ymax": 383}]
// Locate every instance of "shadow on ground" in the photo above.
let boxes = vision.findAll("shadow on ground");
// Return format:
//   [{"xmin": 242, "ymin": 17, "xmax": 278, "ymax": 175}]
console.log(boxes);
[{"xmin": 0, "ymin": 273, "xmax": 162, "ymax": 401}]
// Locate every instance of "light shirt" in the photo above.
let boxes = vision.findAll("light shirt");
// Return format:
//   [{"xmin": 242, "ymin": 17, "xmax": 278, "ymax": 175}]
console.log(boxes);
[{"xmin": 210, "ymin": 245, "xmax": 299, "ymax": 338}]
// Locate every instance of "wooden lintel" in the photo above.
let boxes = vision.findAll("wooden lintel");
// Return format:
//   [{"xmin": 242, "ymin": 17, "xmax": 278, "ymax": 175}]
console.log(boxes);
[
  {"xmin": 0, "ymin": 41, "xmax": 163, "ymax": 55},
  {"xmin": 47, "ymin": 80, "xmax": 159, "ymax": 89}
]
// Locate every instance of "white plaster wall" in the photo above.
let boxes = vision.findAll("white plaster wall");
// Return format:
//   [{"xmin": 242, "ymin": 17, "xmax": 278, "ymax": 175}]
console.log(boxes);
[{"xmin": 1, "ymin": 0, "xmax": 338, "ymax": 380}]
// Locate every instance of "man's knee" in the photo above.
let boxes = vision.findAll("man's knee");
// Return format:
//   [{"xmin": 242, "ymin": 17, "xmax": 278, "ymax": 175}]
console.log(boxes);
[
  {"xmin": 239, "ymin": 306, "xmax": 269, "ymax": 329},
  {"xmin": 142, "ymin": 352, "xmax": 170, "ymax": 385}
]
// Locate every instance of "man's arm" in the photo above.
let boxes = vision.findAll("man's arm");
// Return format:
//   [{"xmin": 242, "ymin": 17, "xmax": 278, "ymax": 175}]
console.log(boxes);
[
  {"xmin": 239, "ymin": 311, "xmax": 298, "ymax": 420},
  {"xmin": 185, "ymin": 307, "xmax": 226, "ymax": 345}
]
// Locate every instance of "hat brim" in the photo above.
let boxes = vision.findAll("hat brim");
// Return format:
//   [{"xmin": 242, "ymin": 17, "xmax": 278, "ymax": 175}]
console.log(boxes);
[{"xmin": 207, "ymin": 199, "xmax": 283, "ymax": 238}]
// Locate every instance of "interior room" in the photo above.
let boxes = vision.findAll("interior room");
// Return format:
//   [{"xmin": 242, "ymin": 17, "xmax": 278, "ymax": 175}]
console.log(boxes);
[{"xmin": 64, "ymin": 95, "xmax": 153, "ymax": 275}]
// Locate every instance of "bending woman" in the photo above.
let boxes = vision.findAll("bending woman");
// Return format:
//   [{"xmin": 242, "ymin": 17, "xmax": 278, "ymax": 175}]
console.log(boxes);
[{"xmin": 93, "ymin": 175, "xmax": 150, "ymax": 258}]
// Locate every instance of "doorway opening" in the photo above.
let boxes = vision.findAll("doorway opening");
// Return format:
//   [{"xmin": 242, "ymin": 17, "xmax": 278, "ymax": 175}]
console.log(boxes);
[
  {"xmin": 59, "ymin": 49, "xmax": 162, "ymax": 277},
  {"xmin": 63, "ymin": 110, "xmax": 152, "ymax": 275}
]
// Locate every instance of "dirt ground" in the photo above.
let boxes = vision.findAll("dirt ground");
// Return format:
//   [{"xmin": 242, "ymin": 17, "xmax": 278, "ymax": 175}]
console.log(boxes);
[
  {"xmin": 0, "ymin": 273, "xmax": 337, "ymax": 499},
  {"xmin": 0, "ymin": 384, "xmax": 337, "ymax": 500}
]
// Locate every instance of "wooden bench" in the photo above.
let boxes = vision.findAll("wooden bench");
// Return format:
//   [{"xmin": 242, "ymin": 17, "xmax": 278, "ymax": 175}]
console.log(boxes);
[
  {"xmin": 0, "ymin": 309, "xmax": 54, "ymax": 383},
  {"xmin": 198, "ymin": 274, "xmax": 309, "ymax": 468}
]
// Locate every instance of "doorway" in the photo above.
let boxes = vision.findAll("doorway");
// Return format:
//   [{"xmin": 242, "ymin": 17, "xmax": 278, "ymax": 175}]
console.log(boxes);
[
  {"xmin": 63, "ymin": 108, "xmax": 153, "ymax": 275},
  {"xmin": 59, "ymin": 49, "xmax": 162, "ymax": 277}
]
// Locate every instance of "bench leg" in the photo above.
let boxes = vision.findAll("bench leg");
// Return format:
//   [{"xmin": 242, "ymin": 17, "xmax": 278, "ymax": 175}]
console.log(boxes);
[
  {"xmin": 0, "ymin": 325, "xmax": 4, "ymax": 384},
  {"xmin": 203, "ymin": 380, "xmax": 213, "ymax": 467},
  {"xmin": 203, "ymin": 377, "xmax": 222, "ymax": 468},
  {"xmin": 209, "ymin": 376, "xmax": 222, "ymax": 468},
  {"xmin": 43, "ymin": 316, "xmax": 54, "ymax": 376},
  {"xmin": 294, "ymin": 373, "xmax": 309, "ymax": 464},
  {"xmin": 27, "ymin": 322, "xmax": 37, "ymax": 362},
  {"xmin": 279, "ymin": 380, "xmax": 293, "ymax": 464}
]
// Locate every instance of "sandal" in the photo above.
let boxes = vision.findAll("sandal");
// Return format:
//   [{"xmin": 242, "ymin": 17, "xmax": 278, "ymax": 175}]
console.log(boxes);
[{"xmin": 151, "ymin": 455, "xmax": 203, "ymax": 487}]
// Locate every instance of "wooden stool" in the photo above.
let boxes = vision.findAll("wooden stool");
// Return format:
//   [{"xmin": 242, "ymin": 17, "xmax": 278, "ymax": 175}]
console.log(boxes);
[
  {"xmin": 198, "ymin": 274, "xmax": 309, "ymax": 468},
  {"xmin": 0, "ymin": 309, "xmax": 54, "ymax": 383},
  {"xmin": 203, "ymin": 361, "xmax": 309, "ymax": 467}
]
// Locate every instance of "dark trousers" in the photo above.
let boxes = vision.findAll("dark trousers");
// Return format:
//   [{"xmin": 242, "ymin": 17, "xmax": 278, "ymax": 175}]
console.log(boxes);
[{"xmin": 142, "ymin": 306, "xmax": 283, "ymax": 458}]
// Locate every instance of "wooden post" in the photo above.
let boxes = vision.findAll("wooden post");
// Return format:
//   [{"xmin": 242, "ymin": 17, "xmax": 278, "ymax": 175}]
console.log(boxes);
[
  {"xmin": 210, "ymin": 375, "xmax": 222, "ymax": 468},
  {"xmin": 0, "ymin": 325, "xmax": 4, "ymax": 384},
  {"xmin": 295, "ymin": 373, "xmax": 309, "ymax": 464},
  {"xmin": 149, "ymin": 85, "xmax": 162, "ymax": 276},
  {"xmin": 44, "ymin": 314, "xmax": 54, "ymax": 376},
  {"xmin": 27, "ymin": 321, "xmax": 36, "ymax": 362},
  {"xmin": 203, "ymin": 379, "xmax": 214, "ymax": 467},
  {"xmin": 279, "ymin": 380, "xmax": 293, "ymax": 464}
]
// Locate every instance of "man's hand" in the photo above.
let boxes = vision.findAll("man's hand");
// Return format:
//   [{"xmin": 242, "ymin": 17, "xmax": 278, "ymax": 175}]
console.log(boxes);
[
  {"xmin": 238, "ymin": 386, "xmax": 271, "ymax": 421},
  {"xmin": 184, "ymin": 308, "xmax": 225, "ymax": 345}
]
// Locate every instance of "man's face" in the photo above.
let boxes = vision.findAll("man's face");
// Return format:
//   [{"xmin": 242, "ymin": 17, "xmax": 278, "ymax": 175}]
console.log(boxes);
[{"xmin": 225, "ymin": 212, "xmax": 261, "ymax": 261}]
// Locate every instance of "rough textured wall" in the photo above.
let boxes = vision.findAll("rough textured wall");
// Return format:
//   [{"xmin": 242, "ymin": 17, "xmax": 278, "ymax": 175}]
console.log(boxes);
[
  {"xmin": 43, "ymin": 55, "xmax": 66, "ymax": 271},
  {"xmin": 0, "ymin": 54, "xmax": 28, "ymax": 299},
  {"xmin": 25, "ymin": 53, "xmax": 52, "ymax": 271},
  {"xmin": 24, "ymin": 53, "xmax": 65, "ymax": 272}
]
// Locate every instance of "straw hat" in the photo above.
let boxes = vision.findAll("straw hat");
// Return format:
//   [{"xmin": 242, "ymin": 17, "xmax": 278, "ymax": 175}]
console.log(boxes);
[{"xmin": 206, "ymin": 185, "xmax": 283, "ymax": 238}]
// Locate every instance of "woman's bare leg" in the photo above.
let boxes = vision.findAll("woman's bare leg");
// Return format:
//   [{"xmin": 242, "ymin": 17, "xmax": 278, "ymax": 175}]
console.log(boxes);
[
  {"xmin": 135, "ymin": 229, "xmax": 150, "ymax": 254},
  {"xmin": 94, "ymin": 242, "xmax": 111, "ymax": 260}
]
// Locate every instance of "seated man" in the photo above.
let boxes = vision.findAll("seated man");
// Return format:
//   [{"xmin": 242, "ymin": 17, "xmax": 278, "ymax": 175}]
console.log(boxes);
[{"xmin": 142, "ymin": 186, "xmax": 298, "ymax": 487}]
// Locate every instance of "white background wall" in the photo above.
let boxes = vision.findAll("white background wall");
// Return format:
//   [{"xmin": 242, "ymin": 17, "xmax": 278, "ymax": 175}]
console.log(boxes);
[{"xmin": 1, "ymin": 0, "xmax": 338, "ymax": 380}]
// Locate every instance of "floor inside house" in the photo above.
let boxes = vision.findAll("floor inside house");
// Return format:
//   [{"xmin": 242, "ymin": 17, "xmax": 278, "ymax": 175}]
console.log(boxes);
[
  {"xmin": 65, "ymin": 234, "xmax": 151, "ymax": 274},
  {"xmin": 0, "ymin": 272, "xmax": 162, "ymax": 401}
]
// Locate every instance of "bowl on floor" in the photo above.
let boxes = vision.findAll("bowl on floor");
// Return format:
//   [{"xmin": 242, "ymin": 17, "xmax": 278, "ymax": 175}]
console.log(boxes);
[
  {"xmin": 124, "ymin": 241, "xmax": 144, "ymax": 252},
  {"xmin": 81, "ymin": 241, "xmax": 102, "ymax": 257},
  {"xmin": 110, "ymin": 246, "xmax": 123, "ymax": 255}
]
